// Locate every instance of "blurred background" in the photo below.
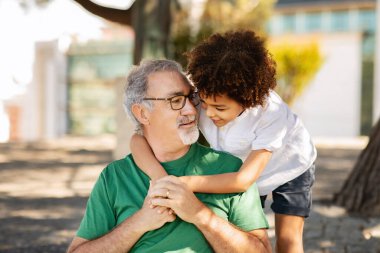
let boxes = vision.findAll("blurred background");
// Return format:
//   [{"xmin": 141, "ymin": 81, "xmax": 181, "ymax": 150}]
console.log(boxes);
[
  {"xmin": 1, "ymin": 0, "xmax": 379, "ymax": 145},
  {"xmin": 0, "ymin": 0, "xmax": 379, "ymax": 252}
]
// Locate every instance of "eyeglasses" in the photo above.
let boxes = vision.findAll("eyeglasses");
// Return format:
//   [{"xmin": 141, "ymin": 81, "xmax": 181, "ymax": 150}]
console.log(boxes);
[{"xmin": 143, "ymin": 92, "xmax": 200, "ymax": 110}]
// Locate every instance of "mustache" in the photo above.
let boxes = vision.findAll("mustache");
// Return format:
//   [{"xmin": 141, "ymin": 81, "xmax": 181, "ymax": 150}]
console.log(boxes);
[{"xmin": 177, "ymin": 115, "xmax": 197, "ymax": 126}]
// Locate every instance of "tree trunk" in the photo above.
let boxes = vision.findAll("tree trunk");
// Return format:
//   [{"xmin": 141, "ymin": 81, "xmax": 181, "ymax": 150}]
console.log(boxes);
[
  {"xmin": 73, "ymin": 0, "xmax": 134, "ymax": 26},
  {"xmin": 334, "ymin": 118, "xmax": 380, "ymax": 216},
  {"xmin": 73, "ymin": 0, "xmax": 176, "ymax": 64}
]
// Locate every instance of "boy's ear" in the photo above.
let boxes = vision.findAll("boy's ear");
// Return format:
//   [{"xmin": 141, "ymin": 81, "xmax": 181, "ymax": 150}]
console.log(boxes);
[{"xmin": 131, "ymin": 104, "xmax": 150, "ymax": 125}]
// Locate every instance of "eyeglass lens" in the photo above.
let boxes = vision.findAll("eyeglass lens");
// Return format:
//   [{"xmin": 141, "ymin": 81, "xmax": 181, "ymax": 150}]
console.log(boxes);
[{"xmin": 170, "ymin": 93, "xmax": 200, "ymax": 110}]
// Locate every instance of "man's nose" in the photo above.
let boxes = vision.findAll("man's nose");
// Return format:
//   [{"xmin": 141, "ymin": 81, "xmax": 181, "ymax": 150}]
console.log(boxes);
[{"xmin": 181, "ymin": 97, "xmax": 197, "ymax": 115}]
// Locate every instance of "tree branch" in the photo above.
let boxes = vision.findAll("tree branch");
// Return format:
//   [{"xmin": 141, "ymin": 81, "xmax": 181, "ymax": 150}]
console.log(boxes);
[{"xmin": 72, "ymin": 0, "xmax": 134, "ymax": 26}]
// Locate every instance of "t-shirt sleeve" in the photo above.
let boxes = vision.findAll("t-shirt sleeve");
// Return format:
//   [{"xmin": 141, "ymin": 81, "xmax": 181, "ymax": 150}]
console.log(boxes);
[
  {"xmin": 251, "ymin": 102, "xmax": 288, "ymax": 152},
  {"xmin": 228, "ymin": 183, "xmax": 269, "ymax": 231},
  {"xmin": 76, "ymin": 171, "xmax": 116, "ymax": 240}
]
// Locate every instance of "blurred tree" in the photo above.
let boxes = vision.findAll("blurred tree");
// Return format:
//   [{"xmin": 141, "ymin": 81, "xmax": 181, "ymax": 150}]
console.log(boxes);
[
  {"xmin": 334, "ymin": 118, "xmax": 380, "ymax": 216},
  {"xmin": 269, "ymin": 42, "xmax": 323, "ymax": 104},
  {"xmin": 72, "ymin": 0, "xmax": 180, "ymax": 64},
  {"xmin": 172, "ymin": 0, "xmax": 276, "ymax": 66},
  {"xmin": 200, "ymin": 0, "xmax": 274, "ymax": 35},
  {"xmin": 22, "ymin": 0, "xmax": 275, "ymax": 66}
]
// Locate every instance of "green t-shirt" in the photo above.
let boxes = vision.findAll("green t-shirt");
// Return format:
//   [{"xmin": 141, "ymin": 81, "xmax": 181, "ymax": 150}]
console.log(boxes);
[{"xmin": 77, "ymin": 142, "xmax": 268, "ymax": 252}]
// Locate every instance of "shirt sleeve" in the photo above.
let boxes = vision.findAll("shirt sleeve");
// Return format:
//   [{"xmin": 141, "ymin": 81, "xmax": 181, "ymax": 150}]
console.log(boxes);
[
  {"xmin": 228, "ymin": 183, "xmax": 269, "ymax": 231},
  {"xmin": 251, "ymin": 101, "xmax": 288, "ymax": 152},
  {"xmin": 76, "ymin": 170, "xmax": 116, "ymax": 240}
]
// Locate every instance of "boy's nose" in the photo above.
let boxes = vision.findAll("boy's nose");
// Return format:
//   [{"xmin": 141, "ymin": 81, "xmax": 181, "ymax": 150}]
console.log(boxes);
[{"xmin": 205, "ymin": 107, "xmax": 215, "ymax": 118}]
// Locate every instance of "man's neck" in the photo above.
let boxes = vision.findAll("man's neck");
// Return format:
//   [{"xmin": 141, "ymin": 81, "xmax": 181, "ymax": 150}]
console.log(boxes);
[
  {"xmin": 154, "ymin": 145, "xmax": 190, "ymax": 162},
  {"xmin": 144, "ymin": 133, "xmax": 191, "ymax": 162}
]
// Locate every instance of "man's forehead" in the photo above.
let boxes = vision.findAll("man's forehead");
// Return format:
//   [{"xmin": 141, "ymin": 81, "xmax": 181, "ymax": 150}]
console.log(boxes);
[{"xmin": 147, "ymin": 71, "xmax": 190, "ymax": 95}]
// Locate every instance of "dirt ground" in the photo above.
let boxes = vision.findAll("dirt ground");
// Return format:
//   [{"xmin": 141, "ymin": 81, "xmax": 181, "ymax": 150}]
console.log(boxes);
[{"xmin": 0, "ymin": 136, "xmax": 379, "ymax": 252}]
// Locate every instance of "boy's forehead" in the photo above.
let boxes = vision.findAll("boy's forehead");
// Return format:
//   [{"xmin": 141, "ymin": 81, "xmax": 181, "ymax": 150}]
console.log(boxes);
[{"xmin": 200, "ymin": 92, "xmax": 224, "ymax": 101}]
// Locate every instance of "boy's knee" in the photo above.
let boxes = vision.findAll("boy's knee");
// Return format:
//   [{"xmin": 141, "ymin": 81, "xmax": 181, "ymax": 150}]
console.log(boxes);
[{"xmin": 275, "ymin": 235, "xmax": 303, "ymax": 253}]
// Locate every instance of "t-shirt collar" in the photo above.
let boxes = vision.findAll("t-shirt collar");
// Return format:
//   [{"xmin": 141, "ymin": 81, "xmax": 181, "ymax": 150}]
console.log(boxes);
[{"xmin": 160, "ymin": 143, "xmax": 198, "ymax": 168}]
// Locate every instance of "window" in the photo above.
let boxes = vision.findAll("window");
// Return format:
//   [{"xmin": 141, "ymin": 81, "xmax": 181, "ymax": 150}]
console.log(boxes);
[
  {"xmin": 331, "ymin": 11, "xmax": 349, "ymax": 31},
  {"xmin": 282, "ymin": 14, "xmax": 296, "ymax": 33},
  {"xmin": 359, "ymin": 10, "xmax": 376, "ymax": 32},
  {"xmin": 305, "ymin": 12, "xmax": 322, "ymax": 32}
]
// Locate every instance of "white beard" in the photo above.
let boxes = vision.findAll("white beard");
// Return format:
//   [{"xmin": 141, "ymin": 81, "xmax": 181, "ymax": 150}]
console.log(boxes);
[{"xmin": 179, "ymin": 125, "xmax": 199, "ymax": 145}]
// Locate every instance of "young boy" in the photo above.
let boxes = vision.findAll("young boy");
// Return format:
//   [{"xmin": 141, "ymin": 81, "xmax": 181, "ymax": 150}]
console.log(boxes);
[{"xmin": 132, "ymin": 30, "xmax": 316, "ymax": 253}]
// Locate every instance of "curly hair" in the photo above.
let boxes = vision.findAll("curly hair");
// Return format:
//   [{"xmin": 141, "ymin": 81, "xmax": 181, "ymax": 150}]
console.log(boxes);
[{"xmin": 186, "ymin": 30, "xmax": 277, "ymax": 108}]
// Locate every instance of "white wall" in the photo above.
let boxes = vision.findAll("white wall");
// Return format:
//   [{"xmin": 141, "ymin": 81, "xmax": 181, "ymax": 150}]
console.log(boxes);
[
  {"xmin": 15, "ymin": 40, "xmax": 67, "ymax": 141},
  {"xmin": 291, "ymin": 33, "xmax": 362, "ymax": 137}
]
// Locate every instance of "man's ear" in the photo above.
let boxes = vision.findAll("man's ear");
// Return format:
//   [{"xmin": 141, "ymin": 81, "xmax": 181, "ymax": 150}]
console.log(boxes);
[{"xmin": 131, "ymin": 104, "xmax": 150, "ymax": 125}]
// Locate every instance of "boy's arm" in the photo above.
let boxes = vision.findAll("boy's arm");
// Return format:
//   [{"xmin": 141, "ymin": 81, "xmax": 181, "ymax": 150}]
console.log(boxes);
[
  {"xmin": 149, "ymin": 176, "xmax": 272, "ymax": 253},
  {"xmin": 130, "ymin": 134, "xmax": 168, "ymax": 180},
  {"xmin": 183, "ymin": 149, "xmax": 272, "ymax": 193}
]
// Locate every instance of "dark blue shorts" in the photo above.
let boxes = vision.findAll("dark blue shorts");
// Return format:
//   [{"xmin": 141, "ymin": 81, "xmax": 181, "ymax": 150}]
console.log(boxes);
[{"xmin": 260, "ymin": 164, "xmax": 316, "ymax": 218}]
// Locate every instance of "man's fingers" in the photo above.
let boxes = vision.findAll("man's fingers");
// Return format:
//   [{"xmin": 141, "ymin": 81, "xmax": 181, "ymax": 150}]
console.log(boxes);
[
  {"xmin": 155, "ymin": 175, "xmax": 182, "ymax": 185},
  {"xmin": 150, "ymin": 179, "xmax": 178, "ymax": 191},
  {"xmin": 149, "ymin": 180, "xmax": 183, "ymax": 199},
  {"xmin": 149, "ymin": 188, "xmax": 168, "ymax": 198},
  {"xmin": 152, "ymin": 176, "xmax": 188, "ymax": 195},
  {"xmin": 154, "ymin": 206, "xmax": 167, "ymax": 214},
  {"xmin": 150, "ymin": 197, "xmax": 172, "ymax": 209},
  {"xmin": 167, "ymin": 213, "xmax": 176, "ymax": 222}
]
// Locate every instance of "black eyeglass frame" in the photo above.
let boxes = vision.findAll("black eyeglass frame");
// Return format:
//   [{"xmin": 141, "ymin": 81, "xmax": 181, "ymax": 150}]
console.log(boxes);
[{"xmin": 143, "ymin": 92, "xmax": 200, "ymax": 110}]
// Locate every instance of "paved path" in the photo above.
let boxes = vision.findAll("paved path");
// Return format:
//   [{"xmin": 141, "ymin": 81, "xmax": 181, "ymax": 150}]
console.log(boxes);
[{"xmin": 0, "ymin": 136, "xmax": 379, "ymax": 252}]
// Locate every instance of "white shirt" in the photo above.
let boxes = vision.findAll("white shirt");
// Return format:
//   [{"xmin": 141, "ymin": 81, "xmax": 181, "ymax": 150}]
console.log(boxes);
[{"xmin": 198, "ymin": 90, "xmax": 317, "ymax": 195}]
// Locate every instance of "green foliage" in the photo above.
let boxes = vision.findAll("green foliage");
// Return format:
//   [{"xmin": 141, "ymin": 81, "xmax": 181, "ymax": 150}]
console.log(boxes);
[
  {"xmin": 171, "ymin": 0, "xmax": 275, "ymax": 66},
  {"xmin": 269, "ymin": 42, "xmax": 323, "ymax": 105},
  {"xmin": 200, "ymin": 0, "xmax": 275, "ymax": 36}
]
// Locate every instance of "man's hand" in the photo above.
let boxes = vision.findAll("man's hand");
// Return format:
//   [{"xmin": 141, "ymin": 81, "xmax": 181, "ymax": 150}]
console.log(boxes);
[
  {"xmin": 148, "ymin": 176, "xmax": 210, "ymax": 224},
  {"xmin": 137, "ymin": 182, "xmax": 177, "ymax": 231},
  {"xmin": 66, "ymin": 182, "xmax": 176, "ymax": 253},
  {"xmin": 149, "ymin": 176, "xmax": 271, "ymax": 253}
]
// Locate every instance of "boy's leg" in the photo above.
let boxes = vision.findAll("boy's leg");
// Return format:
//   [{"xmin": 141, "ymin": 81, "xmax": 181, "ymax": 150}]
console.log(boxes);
[
  {"xmin": 270, "ymin": 164, "xmax": 316, "ymax": 253},
  {"xmin": 275, "ymin": 213, "xmax": 304, "ymax": 253}
]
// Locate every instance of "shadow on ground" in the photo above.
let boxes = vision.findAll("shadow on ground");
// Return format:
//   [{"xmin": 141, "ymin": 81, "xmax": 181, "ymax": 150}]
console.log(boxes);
[
  {"xmin": 0, "ymin": 140, "xmax": 113, "ymax": 253},
  {"xmin": 0, "ymin": 138, "xmax": 379, "ymax": 253}
]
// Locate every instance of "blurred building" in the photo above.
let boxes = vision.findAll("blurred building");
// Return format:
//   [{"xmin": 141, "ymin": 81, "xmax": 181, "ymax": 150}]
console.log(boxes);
[
  {"xmin": 1, "ymin": 0, "xmax": 379, "ymax": 143},
  {"xmin": 268, "ymin": 0, "xmax": 377, "ymax": 137},
  {"xmin": 0, "ymin": 0, "xmax": 133, "ymax": 142}
]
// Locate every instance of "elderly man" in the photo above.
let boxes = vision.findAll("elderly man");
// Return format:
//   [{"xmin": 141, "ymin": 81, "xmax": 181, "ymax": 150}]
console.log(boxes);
[{"xmin": 67, "ymin": 59, "xmax": 271, "ymax": 253}]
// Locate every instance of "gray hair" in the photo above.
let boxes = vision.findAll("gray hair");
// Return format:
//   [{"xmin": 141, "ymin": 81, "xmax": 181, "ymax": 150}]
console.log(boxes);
[{"xmin": 123, "ymin": 59, "xmax": 190, "ymax": 133}]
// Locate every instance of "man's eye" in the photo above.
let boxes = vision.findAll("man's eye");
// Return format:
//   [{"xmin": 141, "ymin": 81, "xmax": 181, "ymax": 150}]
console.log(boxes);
[{"xmin": 171, "ymin": 97, "xmax": 183, "ymax": 104}]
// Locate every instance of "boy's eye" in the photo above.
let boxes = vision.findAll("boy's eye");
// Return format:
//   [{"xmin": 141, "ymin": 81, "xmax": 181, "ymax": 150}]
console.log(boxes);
[{"xmin": 216, "ymin": 108, "xmax": 226, "ymax": 111}]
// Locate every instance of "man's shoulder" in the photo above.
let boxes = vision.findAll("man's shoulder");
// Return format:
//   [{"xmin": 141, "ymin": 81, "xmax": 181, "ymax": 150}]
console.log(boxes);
[{"xmin": 101, "ymin": 155, "xmax": 135, "ymax": 175}]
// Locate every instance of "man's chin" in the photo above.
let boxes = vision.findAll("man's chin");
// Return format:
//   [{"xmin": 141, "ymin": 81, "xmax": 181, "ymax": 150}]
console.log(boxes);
[{"xmin": 179, "ymin": 127, "xmax": 199, "ymax": 145}]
